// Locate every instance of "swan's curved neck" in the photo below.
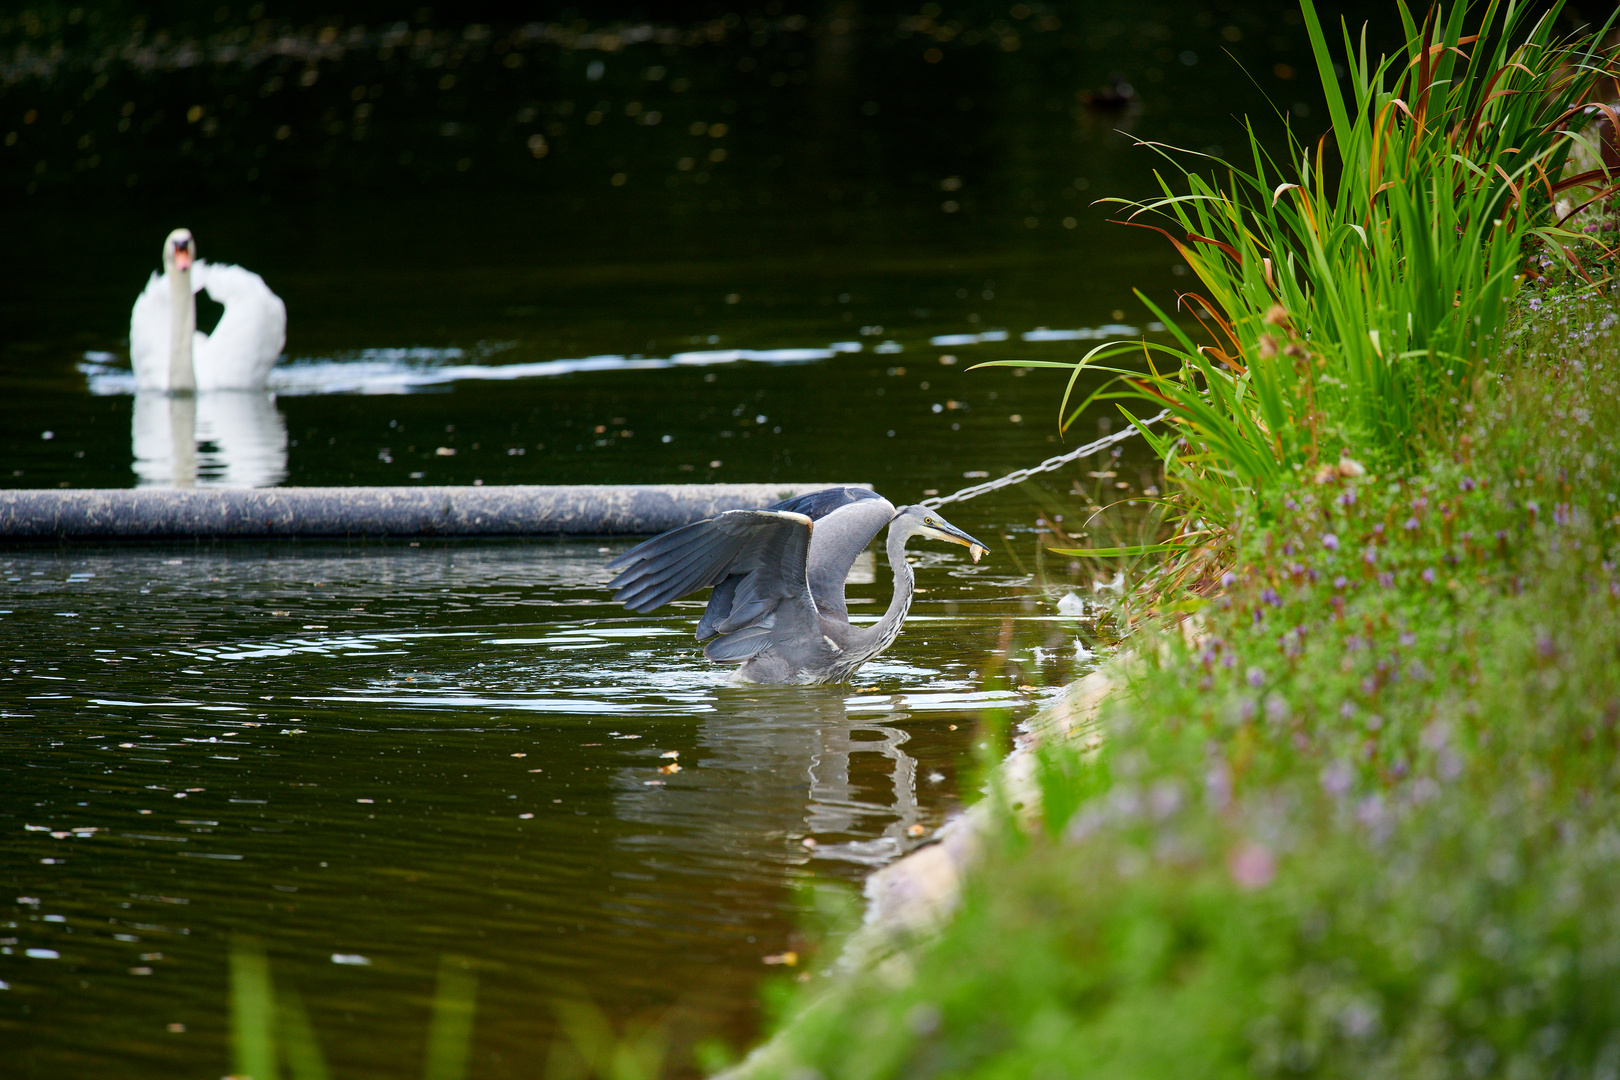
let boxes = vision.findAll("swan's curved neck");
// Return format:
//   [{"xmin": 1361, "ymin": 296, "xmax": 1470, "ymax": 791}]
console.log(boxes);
[{"xmin": 169, "ymin": 263, "xmax": 196, "ymax": 394}]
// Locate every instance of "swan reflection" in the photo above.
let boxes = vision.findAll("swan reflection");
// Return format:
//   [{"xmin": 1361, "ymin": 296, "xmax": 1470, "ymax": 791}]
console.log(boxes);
[{"xmin": 132, "ymin": 390, "xmax": 288, "ymax": 488}]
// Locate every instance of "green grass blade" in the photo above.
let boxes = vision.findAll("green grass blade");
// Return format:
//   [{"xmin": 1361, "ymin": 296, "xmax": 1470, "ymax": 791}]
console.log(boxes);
[
  {"xmin": 277, "ymin": 986, "xmax": 332, "ymax": 1080},
  {"xmin": 1048, "ymin": 543, "xmax": 1183, "ymax": 557},
  {"xmin": 424, "ymin": 957, "xmax": 479, "ymax": 1080},
  {"xmin": 229, "ymin": 937, "xmax": 280, "ymax": 1080}
]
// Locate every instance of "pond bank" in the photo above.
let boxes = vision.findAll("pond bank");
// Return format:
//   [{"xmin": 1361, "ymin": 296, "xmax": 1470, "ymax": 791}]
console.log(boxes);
[{"xmin": 712, "ymin": 286, "xmax": 1620, "ymax": 1077}]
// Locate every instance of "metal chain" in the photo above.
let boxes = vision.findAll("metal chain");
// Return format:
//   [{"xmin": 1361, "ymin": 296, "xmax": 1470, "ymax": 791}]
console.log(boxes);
[{"xmin": 918, "ymin": 410, "xmax": 1171, "ymax": 509}]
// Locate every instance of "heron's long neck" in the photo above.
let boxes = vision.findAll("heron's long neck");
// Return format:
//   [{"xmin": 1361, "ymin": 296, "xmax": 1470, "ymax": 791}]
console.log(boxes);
[
  {"xmin": 857, "ymin": 523, "xmax": 915, "ymax": 654},
  {"xmin": 169, "ymin": 265, "xmax": 196, "ymax": 394}
]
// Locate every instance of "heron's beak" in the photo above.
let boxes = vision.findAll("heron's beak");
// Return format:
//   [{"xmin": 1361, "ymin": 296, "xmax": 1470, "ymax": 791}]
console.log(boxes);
[{"xmin": 921, "ymin": 518, "xmax": 991, "ymax": 563}]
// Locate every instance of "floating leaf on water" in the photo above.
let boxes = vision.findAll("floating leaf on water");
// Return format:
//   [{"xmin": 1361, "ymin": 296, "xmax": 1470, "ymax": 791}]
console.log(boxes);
[
  {"xmin": 762, "ymin": 951, "xmax": 798, "ymax": 965},
  {"xmin": 330, "ymin": 953, "xmax": 371, "ymax": 966}
]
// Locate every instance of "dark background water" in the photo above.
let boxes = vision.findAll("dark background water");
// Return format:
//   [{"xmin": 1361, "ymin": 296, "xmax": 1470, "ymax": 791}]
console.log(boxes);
[
  {"xmin": 0, "ymin": 0, "xmax": 1373, "ymax": 493},
  {"xmin": 0, "ymin": 1, "xmax": 1462, "ymax": 1077}
]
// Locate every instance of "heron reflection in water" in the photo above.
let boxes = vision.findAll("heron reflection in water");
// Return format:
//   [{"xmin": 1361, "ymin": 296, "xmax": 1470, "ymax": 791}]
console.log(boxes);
[{"xmin": 607, "ymin": 487, "xmax": 989, "ymax": 684}]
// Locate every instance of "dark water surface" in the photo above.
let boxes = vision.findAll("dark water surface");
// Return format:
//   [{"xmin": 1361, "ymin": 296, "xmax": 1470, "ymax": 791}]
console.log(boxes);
[
  {"xmin": 2, "ymin": 537, "xmax": 1103, "ymax": 1078},
  {"xmin": 1, "ymin": 2, "xmax": 1344, "ymax": 1075}
]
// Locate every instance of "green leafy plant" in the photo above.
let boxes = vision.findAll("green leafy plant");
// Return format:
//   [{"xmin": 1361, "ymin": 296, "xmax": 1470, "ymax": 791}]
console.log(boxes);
[
  {"xmin": 225, "ymin": 940, "xmax": 477, "ymax": 1080},
  {"xmin": 984, "ymin": 0, "xmax": 1618, "ymax": 537}
]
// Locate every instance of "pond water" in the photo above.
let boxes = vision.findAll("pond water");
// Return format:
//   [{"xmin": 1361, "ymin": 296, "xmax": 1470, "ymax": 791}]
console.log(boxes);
[
  {"xmin": 2, "ymin": 537, "xmax": 1105, "ymax": 1078},
  {"xmin": 0, "ymin": 2, "xmax": 1354, "ymax": 1076}
]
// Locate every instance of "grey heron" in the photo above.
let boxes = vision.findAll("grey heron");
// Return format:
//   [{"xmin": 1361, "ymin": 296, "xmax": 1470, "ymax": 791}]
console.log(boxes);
[{"xmin": 606, "ymin": 487, "xmax": 990, "ymax": 684}]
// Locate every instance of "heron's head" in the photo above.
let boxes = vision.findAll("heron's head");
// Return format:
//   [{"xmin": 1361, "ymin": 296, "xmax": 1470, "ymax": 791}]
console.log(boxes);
[
  {"xmin": 163, "ymin": 228, "xmax": 196, "ymax": 274},
  {"xmin": 893, "ymin": 505, "xmax": 990, "ymax": 563}
]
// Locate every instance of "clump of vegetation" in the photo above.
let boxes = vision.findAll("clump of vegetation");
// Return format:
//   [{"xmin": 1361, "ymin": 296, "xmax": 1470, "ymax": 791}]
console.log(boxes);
[
  {"xmin": 991, "ymin": 0, "xmax": 1618, "ymax": 540},
  {"xmin": 730, "ymin": 269, "xmax": 1620, "ymax": 1080},
  {"xmin": 723, "ymin": 2, "xmax": 1620, "ymax": 1075},
  {"xmin": 225, "ymin": 939, "xmax": 478, "ymax": 1080}
]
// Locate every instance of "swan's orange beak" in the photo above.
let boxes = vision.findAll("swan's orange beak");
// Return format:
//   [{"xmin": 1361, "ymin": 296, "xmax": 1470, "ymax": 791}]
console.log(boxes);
[{"xmin": 173, "ymin": 243, "xmax": 192, "ymax": 271}]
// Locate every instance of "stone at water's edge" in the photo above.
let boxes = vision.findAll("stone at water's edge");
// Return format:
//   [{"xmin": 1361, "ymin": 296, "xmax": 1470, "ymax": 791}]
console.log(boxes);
[{"xmin": 0, "ymin": 484, "xmax": 866, "ymax": 541}]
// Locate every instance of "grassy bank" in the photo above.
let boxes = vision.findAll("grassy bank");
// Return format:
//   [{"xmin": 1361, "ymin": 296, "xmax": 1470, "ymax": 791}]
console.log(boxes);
[
  {"xmin": 715, "ymin": 0, "xmax": 1620, "ymax": 1074},
  {"xmin": 724, "ymin": 281, "xmax": 1620, "ymax": 1080}
]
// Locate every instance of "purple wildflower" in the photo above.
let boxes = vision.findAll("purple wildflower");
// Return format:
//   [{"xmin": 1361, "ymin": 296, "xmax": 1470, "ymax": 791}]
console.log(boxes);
[
  {"xmin": 1322, "ymin": 532, "xmax": 1340, "ymax": 551},
  {"xmin": 1421, "ymin": 567, "xmax": 1436, "ymax": 584}
]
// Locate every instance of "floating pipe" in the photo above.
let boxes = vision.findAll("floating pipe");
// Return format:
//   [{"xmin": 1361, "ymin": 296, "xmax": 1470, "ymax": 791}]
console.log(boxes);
[{"xmin": 0, "ymin": 484, "xmax": 866, "ymax": 541}]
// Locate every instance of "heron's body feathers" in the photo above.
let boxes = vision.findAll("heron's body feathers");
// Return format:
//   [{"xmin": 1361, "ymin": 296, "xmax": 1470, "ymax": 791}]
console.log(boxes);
[
  {"xmin": 767, "ymin": 485, "xmax": 884, "ymax": 521},
  {"xmin": 605, "ymin": 488, "xmax": 987, "ymax": 684}
]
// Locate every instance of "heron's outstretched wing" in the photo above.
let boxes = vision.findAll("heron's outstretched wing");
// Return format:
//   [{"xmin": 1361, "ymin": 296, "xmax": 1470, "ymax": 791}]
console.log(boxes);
[
  {"xmin": 769, "ymin": 487, "xmax": 894, "ymax": 621},
  {"xmin": 767, "ymin": 486, "xmax": 883, "ymax": 521},
  {"xmin": 606, "ymin": 509, "xmax": 821, "ymax": 663}
]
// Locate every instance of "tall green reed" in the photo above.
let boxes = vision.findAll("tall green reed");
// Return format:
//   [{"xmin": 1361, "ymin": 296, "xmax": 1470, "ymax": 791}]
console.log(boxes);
[
  {"xmin": 226, "ymin": 939, "xmax": 477, "ymax": 1080},
  {"xmin": 991, "ymin": 0, "xmax": 1618, "ymax": 535}
]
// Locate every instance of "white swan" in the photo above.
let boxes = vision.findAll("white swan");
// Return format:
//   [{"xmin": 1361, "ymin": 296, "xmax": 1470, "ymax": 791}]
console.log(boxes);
[{"xmin": 130, "ymin": 228, "xmax": 287, "ymax": 392}]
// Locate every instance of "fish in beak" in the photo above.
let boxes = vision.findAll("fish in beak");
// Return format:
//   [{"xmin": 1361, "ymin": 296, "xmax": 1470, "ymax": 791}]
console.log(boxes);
[{"xmin": 918, "ymin": 512, "xmax": 991, "ymax": 563}]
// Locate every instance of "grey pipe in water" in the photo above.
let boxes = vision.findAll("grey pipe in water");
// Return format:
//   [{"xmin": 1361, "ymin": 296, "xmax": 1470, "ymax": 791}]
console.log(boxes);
[{"xmin": 0, "ymin": 484, "xmax": 865, "ymax": 541}]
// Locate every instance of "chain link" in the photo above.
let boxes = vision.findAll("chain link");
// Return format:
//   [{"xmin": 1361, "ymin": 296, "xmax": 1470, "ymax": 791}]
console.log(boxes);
[{"xmin": 918, "ymin": 410, "xmax": 1170, "ymax": 510}]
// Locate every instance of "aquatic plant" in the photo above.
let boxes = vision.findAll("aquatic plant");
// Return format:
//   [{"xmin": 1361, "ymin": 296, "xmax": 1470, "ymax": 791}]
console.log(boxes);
[
  {"xmin": 225, "ymin": 940, "xmax": 477, "ymax": 1080},
  {"xmin": 994, "ymin": 0, "xmax": 1618, "ymax": 535}
]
